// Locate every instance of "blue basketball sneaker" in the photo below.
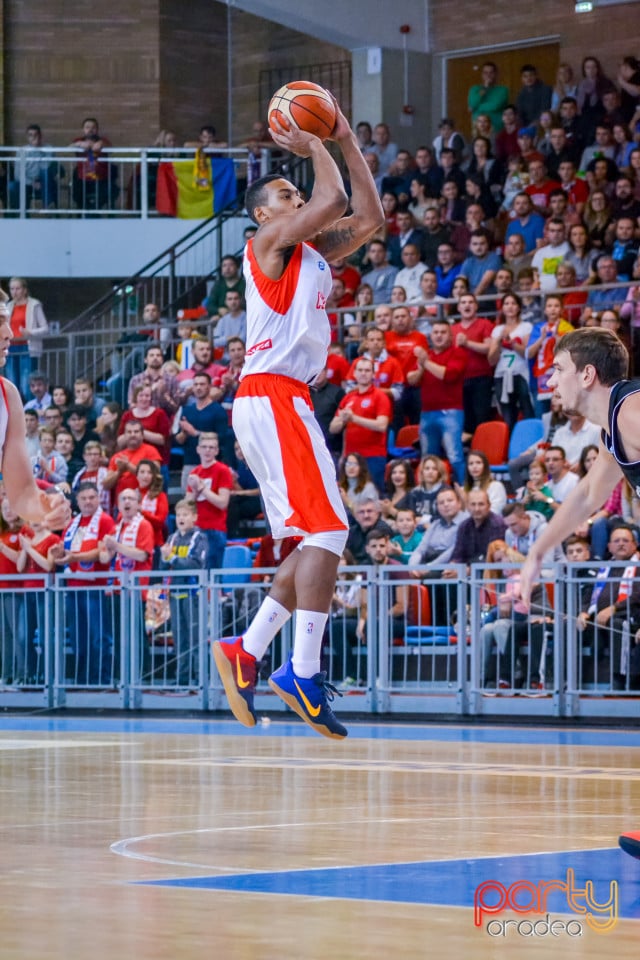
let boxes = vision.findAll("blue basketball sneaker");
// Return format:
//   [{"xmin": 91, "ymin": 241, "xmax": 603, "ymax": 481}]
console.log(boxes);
[
  {"xmin": 268, "ymin": 659, "xmax": 347, "ymax": 739},
  {"xmin": 212, "ymin": 637, "xmax": 258, "ymax": 728}
]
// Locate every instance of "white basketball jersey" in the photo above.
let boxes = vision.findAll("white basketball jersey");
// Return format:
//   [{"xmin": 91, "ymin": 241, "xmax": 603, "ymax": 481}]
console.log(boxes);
[
  {"xmin": 241, "ymin": 239, "xmax": 332, "ymax": 384},
  {"xmin": 0, "ymin": 378, "xmax": 8, "ymax": 471}
]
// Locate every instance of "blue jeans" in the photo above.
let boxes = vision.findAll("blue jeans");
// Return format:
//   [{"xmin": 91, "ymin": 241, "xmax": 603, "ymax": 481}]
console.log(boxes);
[
  {"xmin": 365, "ymin": 456, "xmax": 387, "ymax": 494},
  {"xmin": 420, "ymin": 409, "xmax": 465, "ymax": 483},
  {"xmin": 4, "ymin": 346, "xmax": 35, "ymax": 401},
  {"xmin": 203, "ymin": 528, "xmax": 227, "ymax": 570}
]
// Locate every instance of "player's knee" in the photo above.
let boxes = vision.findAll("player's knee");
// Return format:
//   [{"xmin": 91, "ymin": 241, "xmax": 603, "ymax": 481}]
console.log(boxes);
[{"xmin": 302, "ymin": 529, "xmax": 348, "ymax": 557}]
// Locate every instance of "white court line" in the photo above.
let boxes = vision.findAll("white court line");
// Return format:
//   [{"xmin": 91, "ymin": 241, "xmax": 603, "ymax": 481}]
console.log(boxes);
[
  {"xmin": 0, "ymin": 739, "xmax": 130, "ymax": 750},
  {"xmin": 110, "ymin": 817, "xmax": 622, "ymax": 872}
]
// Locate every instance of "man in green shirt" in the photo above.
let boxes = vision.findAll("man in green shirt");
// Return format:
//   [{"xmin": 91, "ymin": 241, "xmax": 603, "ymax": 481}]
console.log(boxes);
[{"xmin": 468, "ymin": 61, "xmax": 510, "ymax": 132}]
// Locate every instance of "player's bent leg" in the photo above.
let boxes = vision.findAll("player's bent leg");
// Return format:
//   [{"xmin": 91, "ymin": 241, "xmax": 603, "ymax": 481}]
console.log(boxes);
[{"xmin": 212, "ymin": 637, "xmax": 258, "ymax": 727}]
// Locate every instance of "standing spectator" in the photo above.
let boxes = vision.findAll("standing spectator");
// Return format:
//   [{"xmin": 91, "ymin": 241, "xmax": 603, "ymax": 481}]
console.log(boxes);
[
  {"xmin": 24, "ymin": 409, "xmax": 41, "ymax": 460},
  {"xmin": 185, "ymin": 432, "xmax": 233, "ymax": 569},
  {"xmin": 516, "ymin": 64, "xmax": 552, "ymax": 127},
  {"xmin": 70, "ymin": 117, "xmax": 116, "ymax": 211},
  {"xmin": 4, "ymin": 278, "xmax": 48, "ymax": 400},
  {"xmin": 434, "ymin": 242, "xmax": 461, "ymax": 299},
  {"xmin": 551, "ymin": 64, "xmax": 578, "ymax": 112},
  {"xmin": 203, "ymin": 255, "xmax": 246, "ymax": 320},
  {"xmin": 127, "ymin": 342, "xmax": 180, "ymax": 418},
  {"xmin": 527, "ymin": 294, "xmax": 574, "ymax": 412},
  {"xmin": 71, "ymin": 441, "xmax": 111, "ymax": 513},
  {"xmin": 55, "ymin": 429, "xmax": 83, "ymax": 485},
  {"xmin": 65, "ymin": 406, "xmax": 100, "ymax": 462},
  {"xmin": 310, "ymin": 367, "xmax": 346, "ymax": 462},
  {"xmin": 136, "ymin": 459, "xmax": 169, "ymax": 565},
  {"xmin": 451, "ymin": 293, "xmax": 496, "ymax": 436},
  {"xmin": 329, "ymin": 356, "xmax": 391, "ymax": 492},
  {"xmin": 459, "ymin": 230, "xmax": 502, "ymax": 296},
  {"xmin": 175, "ymin": 336, "xmax": 226, "ymax": 401},
  {"xmin": 384, "ymin": 305, "xmax": 428, "ymax": 427},
  {"xmin": 577, "ymin": 56, "xmax": 615, "ymax": 138},
  {"xmin": 175, "ymin": 371, "xmax": 231, "ymax": 488},
  {"xmin": 360, "ymin": 239, "xmax": 398, "ymax": 303},
  {"xmin": 468, "ymin": 63, "xmax": 509, "ymax": 133},
  {"xmin": 159, "ymin": 499, "xmax": 208, "ymax": 686},
  {"xmin": 329, "ymin": 257, "xmax": 361, "ymax": 298},
  {"xmin": 16, "ymin": 518, "xmax": 61, "ymax": 683},
  {"xmin": 408, "ymin": 318, "xmax": 467, "ymax": 483},
  {"xmin": 54, "ymin": 481, "xmax": 116, "ymax": 686},
  {"xmin": 73, "ymin": 377, "xmax": 105, "ymax": 429},
  {"xmin": 432, "ymin": 118, "xmax": 466, "ymax": 162},
  {"xmin": 564, "ymin": 223, "xmax": 598, "ymax": 284},
  {"xmin": 95, "ymin": 401, "xmax": 122, "ymax": 460},
  {"xmin": 226, "ymin": 441, "xmax": 262, "ymax": 539},
  {"xmin": 505, "ymin": 193, "xmax": 546, "ymax": 253},
  {"xmin": 31, "ymin": 427, "xmax": 68, "ymax": 485},
  {"xmin": 369, "ymin": 123, "xmax": 398, "ymax": 175},
  {"xmin": 0, "ymin": 498, "xmax": 27, "ymax": 685},
  {"xmin": 532, "ymin": 219, "xmax": 570, "ymax": 291},
  {"xmin": 388, "ymin": 211, "xmax": 425, "ymax": 268},
  {"xmin": 488, "ymin": 292, "xmax": 534, "ymax": 432},
  {"xmin": 218, "ymin": 336, "xmax": 246, "ymax": 410}
]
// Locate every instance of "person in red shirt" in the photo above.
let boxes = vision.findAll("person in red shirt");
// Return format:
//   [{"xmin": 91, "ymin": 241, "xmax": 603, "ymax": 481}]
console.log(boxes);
[
  {"xmin": 407, "ymin": 319, "xmax": 468, "ymax": 483},
  {"xmin": 329, "ymin": 356, "xmax": 392, "ymax": 491},
  {"xmin": 345, "ymin": 326, "xmax": 404, "ymax": 405},
  {"xmin": 451, "ymin": 293, "xmax": 496, "ymax": 436},
  {"xmin": 524, "ymin": 158, "xmax": 561, "ymax": 216},
  {"xmin": 325, "ymin": 343, "xmax": 350, "ymax": 388},
  {"xmin": 329, "ymin": 257, "xmax": 361, "ymax": 298},
  {"xmin": 136, "ymin": 459, "xmax": 169, "ymax": 563},
  {"xmin": 558, "ymin": 160, "xmax": 589, "ymax": 216},
  {"xmin": 53, "ymin": 481, "xmax": 116, "ymax": 685},
  {"xmin": 103, "ymin": 419, "xmax": 162, "ymax": 503},
  {"xmin": 16, "ymin": 517, "xmax": 61, "ymax": 684},
  {"xmin": 118, "ymin": 384, "xmax": 171, "ymax": 470},
  {"xmin": 0, "ymin": 497, "xmax": 27, "ymax": 685},
  {"xmin": 384, "ymin": 305, "xmax": 428, "ymax": 428},
  {"xmin": 185, "ymin": 431, "xmax": 233, "ymax": 568}
]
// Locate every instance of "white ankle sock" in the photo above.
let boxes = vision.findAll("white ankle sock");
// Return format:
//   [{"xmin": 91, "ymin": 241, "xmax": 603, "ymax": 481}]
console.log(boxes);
[
  {"xmin": 292, "ymin": 610, "xmax": 328, "ymax": 678},
  {"xmin": 242, "ymin": 597, "xmax": 291, "ymax": 661}
]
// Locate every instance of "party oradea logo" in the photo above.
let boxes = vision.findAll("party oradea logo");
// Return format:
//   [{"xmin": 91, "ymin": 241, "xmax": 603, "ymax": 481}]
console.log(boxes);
[{"xmin": 474, "ymin": 868, "xmax": 618, "ymax": 938}]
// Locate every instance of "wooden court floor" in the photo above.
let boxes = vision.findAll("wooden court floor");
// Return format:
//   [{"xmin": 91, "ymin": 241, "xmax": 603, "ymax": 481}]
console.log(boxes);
[{"xmin": 1, "ymin": 715, "xmax": 640, "ymax": 960}]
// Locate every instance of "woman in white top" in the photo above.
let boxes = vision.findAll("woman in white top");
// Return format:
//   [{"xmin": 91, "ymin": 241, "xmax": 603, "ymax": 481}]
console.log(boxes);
[
  {"xmin": 459, "ymin": 450, "xmax": 507, "ymax": 515},
  {"xmin": 488, "ymin": 292, "xmax": 535, "ymax": 433}
]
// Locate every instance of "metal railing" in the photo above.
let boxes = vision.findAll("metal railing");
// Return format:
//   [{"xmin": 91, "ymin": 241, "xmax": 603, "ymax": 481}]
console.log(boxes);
[{"xmin": 1, "ymin": 564, "xmax": 637, "ymax": 718}]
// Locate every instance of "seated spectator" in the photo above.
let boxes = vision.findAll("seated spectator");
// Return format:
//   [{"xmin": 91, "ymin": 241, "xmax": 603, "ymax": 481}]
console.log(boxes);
[
  {"xmin": 24, "ymin": 409, "xmax": 41, "ymax": 460},
  {"xmin": 412, "ymin": 270, "xmax": 446, "ymax": 335},
  {"xmin": 524, "ymin": 158, "xmax": 561, "ymax": 216},
  {"xmin": 396, "ymin": 454, "xmax": 448, "ymax": 530},
  {"xmin": 54, "ymin": 429, "xmax": 82, "ymax": 487},
  {"xmin": 31, "ymin": 427, "xmax": 68, "ymax": 485},
  {"xmin": 174, "ymin": 314, "xmax": 202, "ymax": 371},
  {"xmin": 532, "ymin": 219, "xmax": 570, "ymax": 291},
  {"xmin": 51, "ymin": 385, "xmax": 73, "ymax": 417},
  {"xmin": 502, "ymin": 501, "xmax": 564, "ymax": 565},
  {"xmin": 421, "ymin": 206, "xmax": 453, "ymax": 268},
  {"xmin": 23, "ymin": 370, "xmax": 51, "ymax": 422},
  {"xmin": 65, "ymin": 405, "xmax": 100, "ymax": 461},
  {"xmin": 338, "ymin": 453, "xmax": 379, "ymax": 516},
  {"xmin": 175, "ymin": 336, "xmax": 225, "ymax": 401},
  {"xmin": 103, "ymin": 419, "xmax": 161, "ymax": 502},
  {"xmin": 608, "ymin": 216, "xmax": 639, "ymax": 281},
  {"xmin": 505, "ymin": 193, "xmax": 545, "ymax": 253},
  {"xmin": 70, "ymin": 117, "xmax": 116, "ymax": 211},
  {"xmin": 392, "ymin": 242, "xmax": 428, "ymax": 299},
  {"xmin": 94, "ymin": 401, "xmax": 122, "ymax": 460},
  {"xmin": 381, "ymin": 148, "xmax": 415, "ymax": 205},
  {"xmin": 203, "ymin": 254, "xmax": 245, "ymax": 319},
  {"xmin": 73, "ymin": 377, "xmax": 105, "ymax": 429},
  {"xmin": 388, "ymin": 507, "xmax": 423, "ymax": 564},
  {"xmin": 212, "ymin": 290, "xmax": 247, "ymax": 358},
  {"xmin": 459, "ymin": 229, "xmax": 502, "ymax": 296},
  {"xmin": 581, "ymin": 256, "xmax": 628, "ymax": 323},
  {"xmin": 184, "ymin": 432, "xmax": 233, "ymax": 569},
  {"xmin": 71, "ymin": 441, "xmax": 111, "ymax": 513},
  {"xmin": 557, "ymin": 160, "xmax": 589, "ymax": 217},
  {"xmin": 434, "ymin": 117, "xmax": 466, "ymax": 162},
  {"xmin": 443, "ymin": 487, "xmax": 506, "ymax": 575},
  {"xmin": 42, "ymin": 405, "xmax": 64, "ymax": 434},
  {"xmin": 369, "ymin": 122, "xmax": 399, "ymax": 176},
  {"xmin": 459, "ymin": 450, "xmax": 507, "ymax": 515},
  {"xmin": 345, "ymin": 325, "xmax": 404, "ymax": 404},
  {"xmin": 434, "ymin": 242, "xmax": 462, "ymax": 299},
  {"xmin": 583, "ymin": 189, "xmax": 614, "ymax": 250},
  {"xmin": 515, "ymin": 457, "xmax": 556, "ymax": 522},
  {"xmin": 563, "ymin": 223, "xmax": 597, "ymax": 285},
  {"xmin": 503, "ymin": 234, "xmax": 533, "ymax": 277},
  {"xmin": 552, "ymin": 412, "xmax": 601, "ymax": 472},
  {"xmin": 381, "ymin": 190, "xmax": 401, "ymax": 239},
  {"xmin": 579, "ymin": 124, "xmax": 616, "ymax": 172},
  {"xmin": 345, "ymin": 497, "xmax": 393, "ymax": 564},
  {"xmin": 8, "ymin": 124, "xmax": 58, "ymax": 213},
  {"xmin": 544, "ymin": 445, "xmax": 579, "ymax": 510},
  {"xmin": 380, "ymin": 459, "xmax": 416, "ymax": 528},
  {"xmin": 408, "ymin": 484, "xmax": 468, "ymax": 568},
  {"xmin": 329, "ymin": 257, "xmax": 361, "ymax": 298},
  {"xmin": 127, "ymin": 341, "xmax": 180, "ymax": 417},
  {"xmin": 494, "ymin": 105, "xmax": 520, "ymax": 163},
  {"xmin": 360, "ymin": 239, "xmax": 398, "ymax": 303}
]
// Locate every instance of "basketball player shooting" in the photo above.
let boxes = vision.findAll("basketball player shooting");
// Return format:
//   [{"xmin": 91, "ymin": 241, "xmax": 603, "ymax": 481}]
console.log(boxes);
[
  {"xmin": 213, "ymin": 94, "xmax": 383, "ymax": 739},
  {"xmin": 520, "ymin": 328, "xmax": 639, "ymax": 607},
  {"xmin": 0, "ymin": 302, "xmax": 70, "ymax": 529}
]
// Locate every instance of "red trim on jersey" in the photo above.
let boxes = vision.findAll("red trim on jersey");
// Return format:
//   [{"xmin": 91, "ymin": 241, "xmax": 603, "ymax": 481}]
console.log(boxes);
[{"xmin": 246, "ymin": 238, "xmax": 302, "ymax": 315}]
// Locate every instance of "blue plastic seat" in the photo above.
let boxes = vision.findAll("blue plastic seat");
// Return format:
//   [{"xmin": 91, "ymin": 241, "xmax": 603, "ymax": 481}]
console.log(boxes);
[{"xmin": 492, "ymin": 418, "xmax": 545, "ymax": 475}]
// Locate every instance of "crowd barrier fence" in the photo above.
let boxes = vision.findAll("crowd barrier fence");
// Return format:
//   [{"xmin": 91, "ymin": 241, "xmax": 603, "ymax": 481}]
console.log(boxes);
[{"xmin": 1, "ymin": 563, "xmax": 638, "ymax": 720}]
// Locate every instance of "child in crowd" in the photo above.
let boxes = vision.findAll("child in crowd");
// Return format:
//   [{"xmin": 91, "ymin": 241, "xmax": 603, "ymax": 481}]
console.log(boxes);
[
  {"xmin": 388, "ymin": 508, "xmax": 423, "ymax": 564},
  {"xmin": 516, "ymin": 458, "xmax": 556, "ymax": 522},
  {"xmin": 71, "ymin": 441, "xmax": 111, "ymax": 512},
  {"xmin": 159, "ymin": 499, "xmax": 208, "ymax": 686},
  {"xmin": 32, "ymin": 427, "xmax": 68, "ymax": 484}
]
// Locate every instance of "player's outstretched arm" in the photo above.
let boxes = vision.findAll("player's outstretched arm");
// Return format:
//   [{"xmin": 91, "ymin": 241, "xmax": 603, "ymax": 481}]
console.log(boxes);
[
  {"xmin": 519, "ymin": 444, "xmax": 622, "ymax": 606},
  {"xmin": 257, "ymin": 119, "xmax": 348, "ymax": 257},
  {"xmin": 315, "ymin": 102, "xmax": 384, "ymax": 262},
  {"xmin": 2, "ymin": 378, "xmax": 69, "ymax": 527}
]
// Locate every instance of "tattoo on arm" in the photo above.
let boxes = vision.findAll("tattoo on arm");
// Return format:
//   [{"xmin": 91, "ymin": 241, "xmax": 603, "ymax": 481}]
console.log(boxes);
[{"xmin": 319, "ymin": 226, "xmax": 356, "ymax": 255}]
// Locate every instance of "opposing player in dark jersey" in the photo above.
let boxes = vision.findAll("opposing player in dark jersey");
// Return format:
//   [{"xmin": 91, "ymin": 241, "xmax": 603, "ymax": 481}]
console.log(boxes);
[
  {"xmin": 0, "ymin": 304, "xmax": 70, "ymax": 528},
  {"xmin": 521, "ymin": 327, "xmax": 639, "ymax": 605}
]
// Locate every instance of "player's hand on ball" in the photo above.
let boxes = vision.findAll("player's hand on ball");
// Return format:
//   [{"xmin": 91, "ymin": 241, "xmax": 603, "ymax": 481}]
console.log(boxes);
[
  {"xmin": 325, "ymin": 94, "xmax": 350, "ymax": 142},
  {"xmin": 269, "ymin": 116, "xmax": 320, "ymax": 157}
]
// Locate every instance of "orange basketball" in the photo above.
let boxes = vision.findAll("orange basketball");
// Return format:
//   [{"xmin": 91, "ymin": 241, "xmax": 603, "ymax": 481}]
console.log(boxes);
[{"xmin": 268, "ymin": 81, "xmax": 336, "ymax": 141}]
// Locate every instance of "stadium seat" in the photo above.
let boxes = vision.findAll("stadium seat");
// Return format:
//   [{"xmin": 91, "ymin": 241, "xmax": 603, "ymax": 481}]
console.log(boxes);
[
  {"xmin": 470, "ymin": 420, "xmax": 509, "ymax": 467},
  {"xmin": 492, "ymin": 418, "xmax": 545, "ymax": 476},
  {"xmin": 387, "ymin": 424, "xmax": 420, "ymax": 459}
]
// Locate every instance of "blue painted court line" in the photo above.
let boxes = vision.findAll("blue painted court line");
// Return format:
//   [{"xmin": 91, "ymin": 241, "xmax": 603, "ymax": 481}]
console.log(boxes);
[
  {"xmin": 2, "ymin": 714, "xmax": 640, "ymax": 748},
  {"xmin": 139, "ymin": 847, "xmax": 640, "ymax": 920}
]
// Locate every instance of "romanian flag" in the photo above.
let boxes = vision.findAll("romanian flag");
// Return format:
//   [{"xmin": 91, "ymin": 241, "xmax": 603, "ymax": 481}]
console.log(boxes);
[{"xmin": 156, "ymin": 150, "xmax": 237, "ymax": 218}]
